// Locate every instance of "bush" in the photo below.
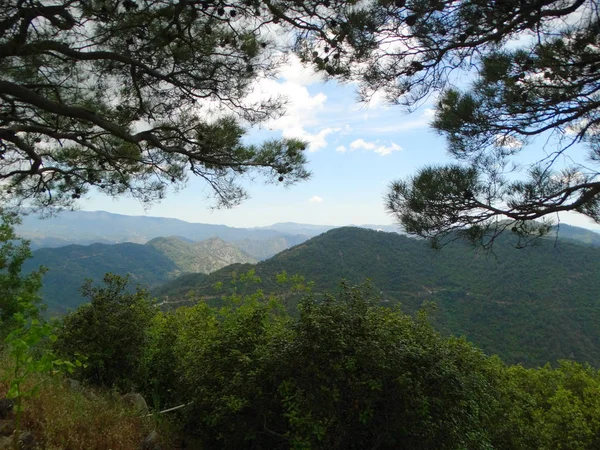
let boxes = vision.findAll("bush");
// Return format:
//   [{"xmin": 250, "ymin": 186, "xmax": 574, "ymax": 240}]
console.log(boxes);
[
  {"xmin": 159, "ymin": 282, "xmax": 503, "ymax": 449},
  {"xmin": 54, "ymin": 274, "xmax": 156, "ymax": 390},
  {"xmin": 0, "ymin": 210, "xmax": 45, "ymax": 340}
]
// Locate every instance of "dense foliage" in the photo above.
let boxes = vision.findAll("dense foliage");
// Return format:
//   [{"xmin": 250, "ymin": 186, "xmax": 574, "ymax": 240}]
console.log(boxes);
[
  {"xmin": 0, "ymin": 210, "xmax": 45, "ymax": 336},
  {"xmin": 54, "ymin": 274, "xmax": 156, "ymax": 390},
  {"xmin": 154, "ymin": 227, "xmax": 600, "ymax": 367},
  {"xmin": 54, "ymin": 274, "xmax": 600, "ymax": 450}
]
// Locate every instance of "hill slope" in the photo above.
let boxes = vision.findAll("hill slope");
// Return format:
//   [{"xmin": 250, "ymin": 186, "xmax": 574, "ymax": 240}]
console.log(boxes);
[
  {"xmin": 17, "ymin": 210, "xmax": 308, "ymax": 249},
  {"xmin": 25, "ymin": 236, "xmax": 258, "ymax": 313},
  {"xmin": 24, "ymin": 243, "xmax": 178, "ymax": 313},
  {"xmin": 147, "ymin": 236, "xmax": 257, "ymax": 273},
  {"xmin": 154, "ymin": 227, "xmax": 600, "ymax": 367}
]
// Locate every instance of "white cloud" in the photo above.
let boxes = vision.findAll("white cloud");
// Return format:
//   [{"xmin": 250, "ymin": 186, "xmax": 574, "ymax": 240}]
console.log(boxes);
[
  {"xmin": 350, "ymin": 139, "xmax": 376, "ymax": 150},
  {"xmin": 336, "ymin": 145, "xmax": 347, "ymax": 153},
  {"xmin": 349, "ymin": 139, "xmax": 403, "ymax": 156},
  {"xmin": 309, "ymin": 196, "xmax": 324, "ymax": 203},
  {"xmin": 277, "ymin": 54, "xmax": 325, "ymax": 86},
  {"xmin": 283, "ymin": 126, "xmax": 340, "ymax": 152},
  {"xmin": 246, "ymin": 78, "xmax": 339, "ymax": 152}
]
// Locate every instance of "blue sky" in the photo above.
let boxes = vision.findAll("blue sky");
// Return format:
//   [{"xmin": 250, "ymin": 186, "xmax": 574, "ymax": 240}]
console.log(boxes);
[{"xmin": 81, "ymin": 56, "xmax": 600, "ymax": 231}]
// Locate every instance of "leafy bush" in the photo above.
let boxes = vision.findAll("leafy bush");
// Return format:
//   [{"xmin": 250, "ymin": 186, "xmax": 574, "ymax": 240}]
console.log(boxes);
[
  {"xmin": 0, "ymin": 210, "xmax": 45, "ymax": 339},
  {"xmin": 49, "ymin": 270, "xmax": 600, "ymax": 449},
  {"xmin": 54, "ymin": 274, "xmax": 156, "ymax": 390},
  {"xmin": 148, "ymin": 281, "xmax": 501, "ymax": 449},
  {"xmin": 492, "ymin": 361, "xmax": 600, "ymax": 450}
]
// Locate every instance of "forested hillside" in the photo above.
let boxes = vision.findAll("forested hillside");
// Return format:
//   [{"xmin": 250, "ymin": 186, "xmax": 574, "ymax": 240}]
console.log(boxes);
[
  {"xmin": 24, "ymin": 237, "xmax": 255, "ymax": 313},
  {"xmin": 154, "ymin": 227, "xmax": 600, "ymax": 367},
  {"xmin": 147, "ymin": 236, "xmax": 257, "ymax": 273}
]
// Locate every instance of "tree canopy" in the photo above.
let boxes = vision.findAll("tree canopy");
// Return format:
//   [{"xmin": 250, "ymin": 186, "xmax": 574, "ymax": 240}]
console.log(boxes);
[
  {"xmin": 374, "ymin": 0, "xmax": 599, "ymax": 246},
  {"xmin": 0, "ymin": 0, "xmax": 320, "ymax": 210}
]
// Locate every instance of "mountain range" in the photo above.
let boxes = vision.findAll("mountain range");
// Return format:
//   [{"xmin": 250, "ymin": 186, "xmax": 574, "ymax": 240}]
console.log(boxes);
[
  {"xmin": 16, "ymin": 210, "xmax": 338, "ymax": 249},
  {"xmin": 17, "ymin": 209, "xmax": 600, "ymax": 249}
]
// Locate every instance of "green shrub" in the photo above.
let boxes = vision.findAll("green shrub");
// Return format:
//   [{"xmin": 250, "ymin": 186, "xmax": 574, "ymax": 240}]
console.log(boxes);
[
  {"xmin": 54, "ymin": 274, "xmax": 156, "ymax": 390},
  {"xmin": 161, "ymin": 282, "xmax": 504, "ymax": 449}
]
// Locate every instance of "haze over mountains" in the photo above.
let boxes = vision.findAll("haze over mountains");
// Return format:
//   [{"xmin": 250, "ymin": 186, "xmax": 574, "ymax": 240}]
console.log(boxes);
[
  {"xmin": 17, "ymin": 209, "xmax": 600, "ymax": 248},
  {"xmin": 16, "ymin": 210, "xmax": 338, "ymax": 249}
]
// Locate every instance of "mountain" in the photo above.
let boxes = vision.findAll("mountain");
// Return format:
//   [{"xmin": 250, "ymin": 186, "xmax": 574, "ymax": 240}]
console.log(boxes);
[
  {"xmin": 232, "ymin": 235, "xmax": 308, "ymax": 260},
  {"xmin": 24, "ymin": 236, "xmax": 258, "ymax": 313},
  {"xmin": 17, "ymin": 210, "xmax": 309, "ymax": 249},
  {"xmin": 147, "ymin": 236, "xmax": 257, "ymax": 274},
  {"xmin": 255, "ymin": 222, "xmax": 337, "ymax": 236},
  {"xmin": 551, "ymin": 223, "xmax": 600, "ymax": 246},
  {"xmin": 24, "ymin": 243, "xmax": 178, "ymax": 313},
  {"xmin": 154, "ymin": 227, "xmax": 600, "ymax": 368},
  {"xmin": 17, "ymin": 209, "xmax": 599, "ymax": 251}
]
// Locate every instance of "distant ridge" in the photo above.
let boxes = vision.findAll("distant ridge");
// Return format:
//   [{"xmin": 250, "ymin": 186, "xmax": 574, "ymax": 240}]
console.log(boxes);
[
  {"xmin": 16, "ymin": 209, "xmax": 600, "ymax": 249},
  {"xmin": 17, "ymin": 210, "xmax": 306, "ymax": 248}
]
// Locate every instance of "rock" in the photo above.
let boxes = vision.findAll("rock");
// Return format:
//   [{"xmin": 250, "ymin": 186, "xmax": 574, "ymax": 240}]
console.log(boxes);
[
  {"xmin": 0, "ymin": 420, "xmax": 14, "ymax": 437},
  {"xmin": 122, "ymin": 392, "xmax": 148, "ymax": 415},
  {"xmin": 18, "ymin": 431, "xmax": 35, "ymax": 450},
  {"xmin": 83, "ymin": 389, "xmax": 99, "ymax": 402},
  {"xmin": 0, "ymin": 400, "xmax": 14, "ymax": 420},
  {"xmin": 65, "ymin": 378, "xmax": 82, "ymax": 392},
  {"xmin": 142, "ymin": 430, "xmax": 162, "ymax": 450}
]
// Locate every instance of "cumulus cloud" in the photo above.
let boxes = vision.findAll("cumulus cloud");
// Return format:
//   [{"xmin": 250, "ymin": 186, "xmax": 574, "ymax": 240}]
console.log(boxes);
[
  {"xmin": 309, "ymin": 196, "xmax": 324, "ymax": 203},
  {"xmin": 282, "ymin": 126, "xmax": 340, "ymax": 152},
  {"xmin": 277, "ymin": 54, "xmax": 325, "ymax": 86},
  {"xmin": 246, "ymin": 77, "xmax": 339, "ymax": 152},
  {"xmin": 349, "ymin": 139, "xmax": 403, "ymax": 156},
  {"xmin": 336, "ymin": 145, "xmax": 347, "ymax": 153}
]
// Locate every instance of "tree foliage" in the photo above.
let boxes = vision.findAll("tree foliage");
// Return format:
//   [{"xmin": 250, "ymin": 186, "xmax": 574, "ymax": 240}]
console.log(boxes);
[
  {"xmin": 49, "ymin": 272, "xmax": 600, "ymax": 449},
  {"xmin": 0, "ymin": 210, "xmax": 45, "ymax": 334},
  {"xmin": 54, "ymin": 273, "xmax": 156, "ymax": 389},
  {"xmin": 0, "ymin": 0, "xmax": 320, "ymax": 210},
  {"xmin": 376, "ymin": 0, "xmax": 599, "ymax": 246}
]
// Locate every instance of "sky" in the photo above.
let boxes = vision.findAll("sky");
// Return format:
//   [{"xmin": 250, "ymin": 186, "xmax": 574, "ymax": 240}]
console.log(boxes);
[{"xmin": 81, "ymin": 56, "xmax": 600, "ymax": 232}]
